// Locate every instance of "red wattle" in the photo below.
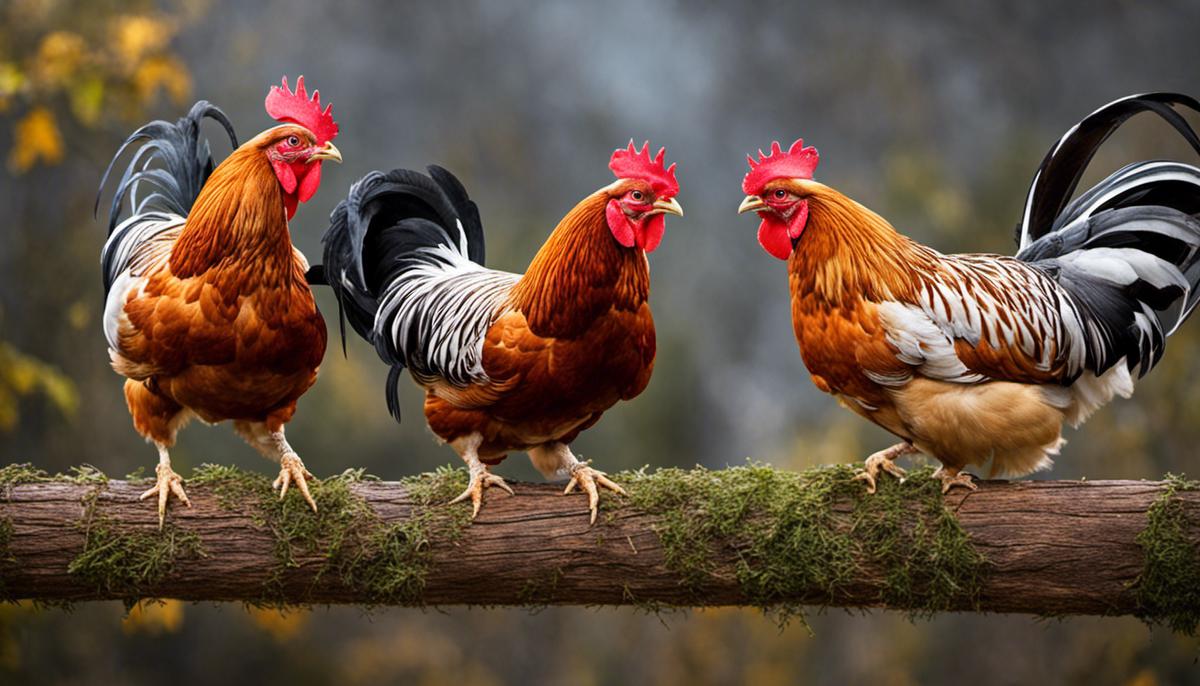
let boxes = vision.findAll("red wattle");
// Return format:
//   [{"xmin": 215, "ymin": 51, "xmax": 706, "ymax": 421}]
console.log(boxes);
[
  {"xmin": 789, "ymin": 200, "xmax": 809, "ymax": 239},
  {"xmin": 271, "ymin": 158, "xmax": 297, "ymax": 195},
  {"xmin": 637, "ymin": 213, "xmax": 666, "ymax": 253},
  {"xmin": 298, "ymin": 162, "xmax": 322, "ymax": 203},
  {"xmin": 757, "ymin": 219, "xmax": 793, "ymax": 260},
  {"xmin": 283, "ymin": 193, "xmax": 299, "ymax": 220},
  {"xmin": 606, "ymin": 200, "xmax": 636, "ymax": 248}
]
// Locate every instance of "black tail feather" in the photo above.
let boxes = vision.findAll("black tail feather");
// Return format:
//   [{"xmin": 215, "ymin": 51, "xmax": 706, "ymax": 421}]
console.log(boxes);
[
  {"xmin": 385, "ymin": 365, "xmax": 404, "ymax": 423},
  {"xmin": 1017, "ymin": 92, "xmax": 1200, "ymax": 248},
  {"xmin": 96, "ymin": 100, "xmax": 238, "ymax": 235},
  {"xmin": 319, "ymin": 166, "xmax": 486, "ymax": 421}
]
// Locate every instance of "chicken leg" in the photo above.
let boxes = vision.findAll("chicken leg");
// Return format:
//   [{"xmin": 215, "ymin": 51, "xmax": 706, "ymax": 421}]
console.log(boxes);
[
  {"xmin": 449, "ymin": 433, "xmax": 513, "ymax": 518},
  {"xmin": 139, "ymin": 442, "xmax": 191, "ymax": 529},
  {"xmin": 528, "ymin": 442, "xmax": 626, "ymax": 525},
  {"xmin": 234, "ymin": 422, "xmax": 318, "ymax": 512},
  {"xmin": 932, "ymin": 465, "xmax": 978, "ymax": 494},
  {"xmin": 853, "ymin": 442, "xmax": 918, "ymax": 494}
]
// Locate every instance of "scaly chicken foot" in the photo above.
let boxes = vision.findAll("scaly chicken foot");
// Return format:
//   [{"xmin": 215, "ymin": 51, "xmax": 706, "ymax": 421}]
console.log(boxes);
[
  {"xmin": 234, "ymin": 422, "xmax": 319, "ymax": 512},
  {"xmin": 853, "ymin": 442, "xmax": 918, "ymax": 495},
  {"xmin": 932, "ymin": 466, "xmax": 978, "ymax": 494},
  {"xmin": 139, "ymin": 445, "xmax": 190, "ymax": 529},
  {"xmin": 449, "ymin": 463, "xmax": 514, "ymax": 519},
  {"xmin": 273, "ymin": 453, "xmax": 318, "ymax": 512},
  {"xmin": 564, "ymin": 461, "xmax": 627, "ymax": 525}
]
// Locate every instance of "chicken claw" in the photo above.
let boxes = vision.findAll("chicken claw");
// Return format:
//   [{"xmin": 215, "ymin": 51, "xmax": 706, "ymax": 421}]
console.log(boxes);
[
  {"xmin": 853, "ymin": 442, "xmax": 915, "ymax": 495},
  {"xmin": 933, "ymin": 466, "xmax": 978, "ymax": 494},
  {"xmin": 564, "ymin": 462, "xmax": 627, "ymax": 525},
  {"xmin": 140, "ymin": 462, "xmax": 191, "ymax": 529},
  {"xmin": 273, "ymin": 454, "xmax": 318, "ymax": 512},
  {"xmin": 449, "ymin": 465, "xmax": 513, "ymax": 519}
]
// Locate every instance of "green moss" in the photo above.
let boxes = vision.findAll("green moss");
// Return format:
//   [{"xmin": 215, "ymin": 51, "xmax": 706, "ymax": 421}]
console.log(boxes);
[
  {"xmin": 1133, "ymin": 474, "xmax": 1200, "ymax": 635},
  {"xmin": 0, "ymin": 463, "xmax": 107, "ymax": 500},
  {"xmin": 188, "ymin": 463, "xmax": 469, "ymax": 607},
  {"xmin": 61, "ymin": 468, "xmax": 200, "ymax": 606},
  {"xmin": 347, "ymin": 467, "xmax": 471, "ymax": 605},
  {"xmin": 68, "ymin": 520, "xmax": 203, "ymax": 600},
  {"xmin": 518, "ymin": 567, "xmax": 564, "ymax": 611},
  {"xmin": 0, "ymin": 463, "xmax": 52, "ymax": 498},
  {"xmin": 614, "ymin": 462, "xmax": 987, "ymax": 625}
]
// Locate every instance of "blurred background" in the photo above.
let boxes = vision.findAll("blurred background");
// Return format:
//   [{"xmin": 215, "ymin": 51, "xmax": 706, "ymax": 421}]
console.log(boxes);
[{"xmin": 2, "ymin": 0, "xmax": 1200, "ymax": 683}]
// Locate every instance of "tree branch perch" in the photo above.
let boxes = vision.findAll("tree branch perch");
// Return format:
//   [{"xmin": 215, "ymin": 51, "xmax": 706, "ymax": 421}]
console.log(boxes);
[{"xmin": 0, "ymin": 463, "xmax": 1195, "ymax": 627}]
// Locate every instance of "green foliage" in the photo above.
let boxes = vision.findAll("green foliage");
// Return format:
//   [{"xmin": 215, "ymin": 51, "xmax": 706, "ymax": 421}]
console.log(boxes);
[
  {"xmin": 1, "ymin": 1, "xmax": 199, "ymax": 172},
  {"xmin": 615, "ymin": 463, "xmax": 988, "ymax": 626},
  {"xmin": 1133, "ymin": 474, "xmax": 1200, "ymax": 635}
]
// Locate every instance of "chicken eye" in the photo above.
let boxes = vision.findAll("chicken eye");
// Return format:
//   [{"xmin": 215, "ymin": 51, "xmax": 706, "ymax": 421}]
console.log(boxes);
[
  {"xmin": 774, "ymin": 189, "xmax": 788, "ymax": 200},
  {"xmin": 286, "ymin": 135, "xmax": 300, "ymax": 147},
  {"xmin": 631, "ymin": 190, "xmax": 645, "ymax": 202}
]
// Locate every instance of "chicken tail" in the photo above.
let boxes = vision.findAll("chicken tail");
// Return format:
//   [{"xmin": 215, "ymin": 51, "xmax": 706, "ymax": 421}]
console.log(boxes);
[
  {"xmin": 96, "ymin": 101, "xmax": 237, "ymax": 296},
  {"xmin": 1017, "ymin": 93, "xmax": 1200, "ymax": 378},
  {"xmin": 96, "ymin": 100, "xmax": 238, "ymax": 235},
  {"xmin": 319, "ymin": 166, "xmax": 492, "ymax": 421}
]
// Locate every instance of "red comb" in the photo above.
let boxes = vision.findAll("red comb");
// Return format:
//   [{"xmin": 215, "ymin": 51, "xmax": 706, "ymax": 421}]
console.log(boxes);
[
  {"xmin": 742, "ymin": 139, "xmax": 819, "ymax": 194},
  {"xmin": 609, "ymin": 140, "xmax": 679, "ymax": 197},
  {"xmin": 264, "ymin": 75, "xmax": 339, "ymax": 145}
]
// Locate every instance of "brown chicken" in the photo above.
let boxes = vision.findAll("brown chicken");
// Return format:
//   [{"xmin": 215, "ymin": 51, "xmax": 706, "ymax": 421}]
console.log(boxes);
[
  {"xmin": 737, "ymin": 93, "xmax": 1200, "ymax": 493},
  {"xmin": 98, "ymin": 77, "xmax": 341, "ymax": 524},
  {"xmin": 317, "ymin": 142, "xmax": 682, "ymax": 521}
]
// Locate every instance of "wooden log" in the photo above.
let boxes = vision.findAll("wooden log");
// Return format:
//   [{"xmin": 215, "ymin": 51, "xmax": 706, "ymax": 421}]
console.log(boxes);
[{"xmin": 0, "ymin": 467, "xmax": 1193, "ymax": 621}]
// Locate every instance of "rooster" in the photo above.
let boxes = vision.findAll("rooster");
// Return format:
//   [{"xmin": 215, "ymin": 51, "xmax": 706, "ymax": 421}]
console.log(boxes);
[
  {"xmin": 318, "ymin": 142, "xmax": 682, "ymax": 522},
  {"xmin": 737, "ymin": 93, "xmax": 1200, "ymax": 493},
  {"xmin": 98, "ymin": 76, "xmax": 342, "ymax": 524}
]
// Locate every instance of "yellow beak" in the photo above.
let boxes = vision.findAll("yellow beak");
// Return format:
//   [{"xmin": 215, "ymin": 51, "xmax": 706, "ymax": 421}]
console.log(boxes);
[
  {"xmin": 310, "ymin": 141, "xmax": 343, "ymax": 164},
  {"xmin": 651, "ymin": 197, "xmax": 684, "ymax": 217},
  {"xmin": 738, "ymin": 195, "xmax": 766, "ymax": 214}
]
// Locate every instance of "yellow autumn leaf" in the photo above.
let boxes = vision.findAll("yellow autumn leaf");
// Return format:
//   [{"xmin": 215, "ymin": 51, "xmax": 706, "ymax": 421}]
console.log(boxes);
[
  {"xmin": 122, "ymin": 600, "xmax": 185, "ymax": 635},
  {"xmin": 66, "ymin": 301, "xmax": 91, "ymax": 330},
  {"xmin": 68, "ymin": 76, "xmax": 105, "ymax": 126},
  {"xmin": 8, "ymin": 106, "xmax": 63, "ymax": 171},
  {"xmin": 0, "ymin": 341, "xmax": 79, "ymax": 428},
  {"xmin": 246, "ymin": 607, "xmax": 309, "ymax": 641},
  {"xmin": 0, "ymin": 63, "xmax": 26, "ymax": 106},
  {"xmin": 1124, "ymin": 670, "xmax": 1157, "ymax": 686},
  {"xmin": 0, "ymin": 387, "xmax": 16, "ymax": 432},
  {"xmin": 34, "ymin": 31, "xmax": 87, "ymax": 86},
  {"xmin": 132, "ymin": 55, "xmax": 191, "ymax": 106},
  {"xmin": 112, "ymin": 15, "xmax": 176, "ymax": 71}
]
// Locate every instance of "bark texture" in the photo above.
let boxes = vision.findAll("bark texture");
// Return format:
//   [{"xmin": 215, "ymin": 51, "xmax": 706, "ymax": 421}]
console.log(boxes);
[{"xmin": 0, "ymin": 476, "xmax": 1193, "ymax": 614}]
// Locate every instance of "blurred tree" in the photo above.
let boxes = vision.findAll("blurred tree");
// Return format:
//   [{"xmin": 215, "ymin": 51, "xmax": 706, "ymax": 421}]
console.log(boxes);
[
  {"xmin": 0, "ymin": 338, "xmax": 77, "ymax": 431},
  {"xmin": 0, "ymin": 0, "xmax": 202, "ymax": 433},
  {"xmin": 0, "ymin": 0, "xmax": 198, "ymax": 172}
]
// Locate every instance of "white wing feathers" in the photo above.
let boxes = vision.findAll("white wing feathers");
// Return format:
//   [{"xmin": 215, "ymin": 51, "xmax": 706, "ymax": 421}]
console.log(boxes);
[
  {"xmin": 101, "ymin": 213, "xmax": 185, "ymax": 351},
  {"xmin": 870, "ymin": 252, "xmax": 1087, "ymax": 387},
  {"xmin": 375, "ymin": 241, "xmax": 518, "ymax": 387}
]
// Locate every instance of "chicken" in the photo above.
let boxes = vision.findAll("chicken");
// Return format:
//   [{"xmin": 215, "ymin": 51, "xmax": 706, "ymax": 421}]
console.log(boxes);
[
  {"xmin": 316, "ymin": 142, "xmax": 682, "ymax": 522},
  {"xmin": 98, "ymin": 76, "xmax": 342, "ymax": 524},
  {"xmin": 737, "ymin": 93, "xmax": 1200, "ymax": 494}
]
